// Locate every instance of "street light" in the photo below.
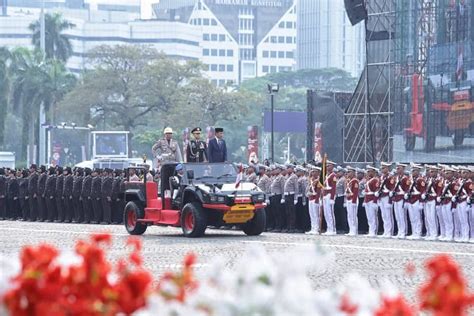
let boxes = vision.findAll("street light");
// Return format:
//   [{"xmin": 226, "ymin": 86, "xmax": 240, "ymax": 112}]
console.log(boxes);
[{"xmin": 267, "ymin": 83, "xmax": 279, "ymax": 162}]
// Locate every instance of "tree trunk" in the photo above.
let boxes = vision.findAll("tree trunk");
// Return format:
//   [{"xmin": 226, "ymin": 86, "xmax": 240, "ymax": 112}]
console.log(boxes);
[{"xmin": 0, "ymin": 98, "xmax": 6, "ymax": 148}]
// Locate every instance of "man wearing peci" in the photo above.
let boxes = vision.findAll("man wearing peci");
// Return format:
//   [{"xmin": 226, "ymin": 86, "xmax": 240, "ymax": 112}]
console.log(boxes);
[{"xmin": 208, "ymin": 127, "xmax": 227, "ymax": 163}]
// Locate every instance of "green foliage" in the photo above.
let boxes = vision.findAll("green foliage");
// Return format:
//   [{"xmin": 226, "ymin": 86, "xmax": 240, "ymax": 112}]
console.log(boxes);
[{"xmin": 29, "ymin": 12, "xmax": 75, "ymax": 62}]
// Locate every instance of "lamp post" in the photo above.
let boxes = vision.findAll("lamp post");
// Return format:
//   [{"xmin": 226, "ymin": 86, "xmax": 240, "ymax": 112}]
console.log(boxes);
[{"xmin": 267, "ymin": 83, "xmax": 279, "ymax": 162}]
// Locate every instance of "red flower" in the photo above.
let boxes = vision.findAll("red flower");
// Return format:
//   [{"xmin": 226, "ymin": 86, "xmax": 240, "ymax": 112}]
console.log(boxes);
[
  {"xmin": 418, "ymin": 254, "xmax": 474, "ymax": 316},
  {"xmin": 339, "ymin": 294, "xmax": 358, "ymax": 315},
  {"xmin": 91, "ymin": 233, "xmax": 112, "ymax": 245},
  {"xmin": 375, "ymin": 296, "xmax": 415, "ymax": 316},
  {"xmin": 405, "ymin": 261, "xmax": 416, "ymax": 276}
]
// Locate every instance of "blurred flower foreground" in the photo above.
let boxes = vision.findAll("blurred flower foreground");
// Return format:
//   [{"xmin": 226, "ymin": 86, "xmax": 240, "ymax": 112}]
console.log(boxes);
[{"xmin": 0, "ymin": 234, "xmax": 473, "ymax": 316}]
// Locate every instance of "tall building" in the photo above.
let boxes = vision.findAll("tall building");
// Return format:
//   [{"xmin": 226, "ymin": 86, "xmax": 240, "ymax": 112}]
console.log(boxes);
[
  {"xmin": 297, "ymin": 0, "xmax": 365, "ymax": 77},
  {"xmin": 153, "ymin": 0, "xmax": 297, "ymax": 85}
]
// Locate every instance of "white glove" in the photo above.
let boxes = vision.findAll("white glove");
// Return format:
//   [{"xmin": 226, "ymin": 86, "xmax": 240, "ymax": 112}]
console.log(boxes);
[
  {"xmin": 403, "ymin": 193, "xmax": 409, "ymax": 200},
  {"xmin": 436, "ymin": 197, "xmax": 441, "ymax": 203},
  {"xmin": 451, "ymin": 196, "xmax": 456, "ymax": 203},
  {"xmin": 329, "ymin": 199, "xmax": 335, "ymax": 206},
  {"xmin": 265, "ymin": 199, "xmax": 270, "ymax": 205},
  {"xmin": 343, "ymin": 202, "xmax": 347, "ymax": 208},
  {"xmin": 374, "ymin": 192, "xmax": 380, "ymax": 198},
  {"xmin": 467, "ymin": 197, "xmax": 471, "ymax": 204},
  {"xmin": 280, "ymin": 198, "xmax": 285, "ymax": 204},
  {"xmin": 293, "ymin": 200, "xmax": 298, "ymax": 205},
  {"xmin": 302, "ymin": 199, "xmax": 306, "ymax": 206},
  {"xmin": 421, "ymin": 193, "xmax": 426, "ymax": 200},
  {"xmin": 362, "ymin": 203, "xmax": 366, "ymax": 208},
  {"xmin": 389, "ymin": 192, "xmax": 394, "ymax": 198}
]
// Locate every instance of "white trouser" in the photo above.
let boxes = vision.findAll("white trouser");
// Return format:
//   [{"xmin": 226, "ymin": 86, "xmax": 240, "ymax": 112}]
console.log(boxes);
[
  {"xmin": 365, "ymin": 201, "xmax": 378, "ymax": 236},
  {"xmin": 378, "ymin": 196, "xmax": 393, "ymax": 236},
  {"xmin": 407, "ymin": 201, "xmax": 422, "ymax": 237},
  {"xmin": 322, "ymin": 195, "xmax": 336, "ymax": 234},
  {"xmin": 308, "ymin": 200, "xmax": 320, "ymax": 233},
  {"xmin": 393, "ymin": 200, "xmax": 406, "ymax": 237},
  {"xmin": 470, "ymin": 204, "xmax": 474, "ymax": 240},
  {"xmin": 453, "ymin": 205, "xmax": 461, "ymax": 239},
  {"xmin": 424, "ymin": 200, "xmax": 438, "ymax": 238},
  {"xmin": 456, "ymin": 201, "xmax": 470, "ymax": 241},
  {"xmin": 437, "ymin": 205, "xmax": 445, "ymax": 238},
  {"xmin": 441, "ymin": 202, "xmax": 454, "ymax": 240},
  {"xmin": 346, "ymin": 201, "xmax": 358, "ymax": 235}
]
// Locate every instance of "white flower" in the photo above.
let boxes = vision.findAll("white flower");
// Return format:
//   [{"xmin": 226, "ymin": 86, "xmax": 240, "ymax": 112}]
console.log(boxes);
[{"xmin": 0, "ymin": 254, "xmax": 20, "ymax": 299}]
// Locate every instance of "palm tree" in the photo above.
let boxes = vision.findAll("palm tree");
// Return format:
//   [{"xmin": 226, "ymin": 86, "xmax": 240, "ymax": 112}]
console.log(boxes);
[
  {"xmin": 29, "ymin": 12, "xmax": 75, "ymax": 62},
  {"xmin": 0, "ymin": 47, "xmax": 11, "ymax": 147}
]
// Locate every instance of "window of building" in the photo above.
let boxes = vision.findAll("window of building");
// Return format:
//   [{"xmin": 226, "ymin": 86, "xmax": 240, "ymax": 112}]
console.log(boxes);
[
  {"xmin": 263, "ymin": 50, "xmax": 269, "ymax": 58},
  {"xmin": 278, "ymin": 36, "xmax": 285, "ymax": 43},
  {"xmin": 264, "ymin": 38, "xmax": 269, "ymax": 43},
  {"xmin": 286, "ymin": 21, "xmax": 292, "ymax": 29},
  {"xmin": 270, "ymin": 36, "xmax": 277, "ymax": 43},
  {"xmin": 203, "ymin": 64, "xmax": 209, "ymax": 71},
  {"xmin": 211, "ymin": 19, "xmax": 217, "ymax": 26},
  {"xmin": 211, "ymin": 34, "xmax": 217, "ymax": 41},
  {"xmin": 278, "ymin": 51, "xmax": 285, "ymax": 58},
  {"xmin": 279, "ymin": 21, "xmax": 284, "ymax": 28},
  {"xmin": 219, "ymin": 79, "xmax": 225, "ymax": 86},
  {"xmin": 286, "ymin": 36, "xmax": 292, "ymax": 44},
  {"xmin": 203, "ymin": 49, "xmax": 209, "ymax": 56},
  {"xmin": 227, "ymin": 80, "xmax": 234, "ymax": 85},
  {"xmin": 203, "ymin": 33, "xmax": 209, "ymax": 41},
  {"xmin": 211, "ymin": 49, "xmax": 217, "ymax": 56},
  {"xmin": 270, "ymin": 66, "xmax": 277, "ymax": 73},
  {"xmin": 227, "ymin": 64, "xmax": 234, "ymax": 72},
  {"xmin": 227, "ymin": 49, "xmax": 234, "ymax": 57},
  {"xmin": 219, "ymin": 34, "xmax": 226, "ymax": 42},
  {"xmin": 219, "ymin": 49, "xmax": 225, "ymax": 56},
  {"xmin": 286, "ymin": 51, "xmax": 294, "ymax": 59},
  {"xmin": 211, "ymin": 64, "xmax": 217, "ymax": 71},
  {"xmin": 219, "ymin": 64, "xmax": 225, "ymax": 71},
  {"xmin": 262, "ymin": 65, "xmax": 269, "ymax": 73},
  {"xmin": 203, "ymin": 18, "xmax": 210, "ymax": 25},
  {"xmin": 270, "ymin": 51, "xmax": 277, "ymax": 58},
  {"xmin": 197, "ymin": 18, "xmax": 201, "ymax": 25}
]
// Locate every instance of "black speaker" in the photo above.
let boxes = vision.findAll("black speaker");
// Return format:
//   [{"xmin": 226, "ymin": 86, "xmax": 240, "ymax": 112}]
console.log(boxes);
[{"xmin": 344, "ymin": 0, "xmax": 367, "ymax": 26}]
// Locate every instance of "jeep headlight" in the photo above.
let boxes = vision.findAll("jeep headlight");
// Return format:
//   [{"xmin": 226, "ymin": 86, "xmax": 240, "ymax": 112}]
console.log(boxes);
[
  {"xmin": 210, "ymin": 195, "xmax": 218, "ymax": 203},
  {"xmin": 253, "ymin": 194, "xmax": 265, "ymax": 203},
  {"xmin": 217, "ymin": 196, "xmax": 225, "ymax": 203}
]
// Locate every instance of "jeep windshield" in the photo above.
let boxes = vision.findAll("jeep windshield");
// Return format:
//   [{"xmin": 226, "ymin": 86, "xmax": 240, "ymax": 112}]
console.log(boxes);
[{"xmin": 185, "ymin": 163, "xmax": 237, "ymax": 183}]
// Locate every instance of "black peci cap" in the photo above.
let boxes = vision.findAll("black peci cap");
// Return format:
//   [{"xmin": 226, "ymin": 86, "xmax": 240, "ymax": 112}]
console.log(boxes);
[{"xmin": 215, "ymin": 127, "xmax": 224, "ymax": 133}]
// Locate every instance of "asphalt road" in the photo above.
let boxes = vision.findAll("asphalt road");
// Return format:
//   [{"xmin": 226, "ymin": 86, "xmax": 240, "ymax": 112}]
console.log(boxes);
[{"xmin": 0, "ymin": 221, "xmax": 473, "ymax": 302}]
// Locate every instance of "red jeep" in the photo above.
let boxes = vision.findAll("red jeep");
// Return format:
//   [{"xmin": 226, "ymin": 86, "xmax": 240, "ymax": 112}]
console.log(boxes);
[{"xmin": 123, "ymin": 163, "xmax": 267, "ymax": 238}]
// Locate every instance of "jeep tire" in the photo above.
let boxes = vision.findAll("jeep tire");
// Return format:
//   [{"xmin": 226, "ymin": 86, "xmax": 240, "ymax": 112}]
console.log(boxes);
[
  {"xmin": 124, "ymin": 201, "xmax": 147, "ymax": 235},
  {"xmin": 181, "ymin": 202, "xmax": 207, "ymax": 238},
  {"xmin": 242, "ymin": 209, "xmax": 266, "ymax": 236}
]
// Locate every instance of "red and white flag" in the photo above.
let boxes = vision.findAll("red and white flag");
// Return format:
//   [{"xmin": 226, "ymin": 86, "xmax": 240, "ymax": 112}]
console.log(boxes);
[
  {"xmin": 235, "ymin": 164, "xmax": 244, "ymax": 189},
  {"xmin": 456, "ymin": 47, "xmax": 464, "ymax": 81}
]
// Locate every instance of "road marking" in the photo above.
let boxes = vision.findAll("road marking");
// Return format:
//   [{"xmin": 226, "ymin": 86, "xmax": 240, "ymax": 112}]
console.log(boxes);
[
  {"xmin": 242, "ymin": 240, "xmax": 474, "ymax": 257},
  {"xmin": 0, "ymin": 227, "xmax": 130, "ymax": 237}
]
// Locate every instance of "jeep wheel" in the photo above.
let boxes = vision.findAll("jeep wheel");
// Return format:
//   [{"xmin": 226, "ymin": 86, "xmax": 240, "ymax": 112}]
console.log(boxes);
[
  {"xmin": 405, "ymin": 134, "xmax": 416, "ymax": 151},
  {"xmin": 181, "ymin": 202, "xmax": 207, "ymax": 238},
  {"xmin": 242, "ymin": 209, "xmax": 266, "ymax": 236},
  {"xmin": 452, "ymin": 130, "xmax": 464, "ymax": 147},
  {"xmin": 124, "ymin": 201, "xmax": 147, "ymax": 235}
]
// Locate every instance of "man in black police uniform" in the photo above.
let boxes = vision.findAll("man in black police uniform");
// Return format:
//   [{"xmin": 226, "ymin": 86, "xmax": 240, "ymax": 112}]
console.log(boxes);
[
  {"xmin": 44, "ymin": 166, "xmax": 57, "ymax": 222},
  {"xmin": 37, "ymin": 165, "xmax": 48, "ymax": 221},
  {"xmin": 55, "ymin": 166, "xmax": 65, "ymax": 222},
  {"xmin": 91, "ymin": 168, "xmax": 103, "ymax": 224},
  {"xmin": 81, "ymin": 167, "xmax": 92, "ymax": 223},
  {"xmin": 186, "ymin": 127, "xmax": 208, "ymax": 163},
  {"xmin": 72, "ymin": 168, "xmax": 84, "ymax": 223},
  {"xmin": 63, "ymin": 167, "xmax": 74, "ymax": 223},
  {"xmin": 27, "ymin": 164, "xmax": 39, "ymax": 221},
  {"xmin": 19, "ymin": 169, "xmax": 30, "ymax": 220},
  {"xmin": 101, "ymin": 168, "xmax": 114, "ymax": 224},
  {"xmin": 6, "ymin": 169, "xmax": 19, "ymax": 220},
  {"xmin": 0, "ymin": 168, "xmax": 7, "ymax": 220},
  {"xmin": 111, "ymin": 169, "xmax": 123, "ymax": 224}
]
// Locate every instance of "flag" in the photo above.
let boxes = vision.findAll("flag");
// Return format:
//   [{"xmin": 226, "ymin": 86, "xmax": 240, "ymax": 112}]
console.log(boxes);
[
  {"xmin": 235, "ymin": 164, "xmax": 244, "ymax": 189},
  {"xmin": 319, "ymin": 153, "xmax": 327, "ymax": 187},
  {"xmin": 456, "ymin": 46, "xmax": 463, "ymax": 81}
]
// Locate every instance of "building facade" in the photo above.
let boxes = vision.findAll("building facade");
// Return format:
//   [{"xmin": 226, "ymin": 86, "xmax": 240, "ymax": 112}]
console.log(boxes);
[
  {"xmin": 153, "ymin": 0, "xmax": 297, "ymax": 85},
  {"xmin": 297, "ymin": 0, "xmax": 365, "ymax": 77}
]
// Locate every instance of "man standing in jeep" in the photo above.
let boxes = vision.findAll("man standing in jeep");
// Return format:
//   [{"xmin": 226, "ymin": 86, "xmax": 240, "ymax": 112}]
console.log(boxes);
[{"xmin": 152, "ymin": 127, "xmax": 183, "ymax": 164}]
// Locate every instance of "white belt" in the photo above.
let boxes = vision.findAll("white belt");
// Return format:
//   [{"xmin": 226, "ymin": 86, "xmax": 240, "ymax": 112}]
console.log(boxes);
[{"xmin": 284, "ymin": 192, "xmax": 295, "ymax": 196}]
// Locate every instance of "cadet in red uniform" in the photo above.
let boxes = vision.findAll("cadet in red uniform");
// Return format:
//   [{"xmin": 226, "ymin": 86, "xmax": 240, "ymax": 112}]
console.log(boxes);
[
  {"xmin": 376, "ymin": 162, "xmax": 396, "ymax": 237},
  {"xmin": 469, "ymin": 166, "xmax": 474, "ymax": 243},
  {"xmin": 440, "ymin": 167, "xmax": 457, "ymax": 242},
  {"xmin": 456, "ymin": 166, "xmax": 472, "ymax": 242},
  {"xmin": 306, "ymin": 166, "xmax": 322, "ymax": 235},
  {"xmin": 406, "ymin": 163, "xmax": 426, "ymax": 240},
  {"xmin": 322, "ymin": 160, "xmax": 337, "ymax": 235},
  {"xmin": 423, "ymin": 165, "xmax": 442, "ymax": 240},
  {"xmin": 392, "ymin": 163, "xmax": 410, "ymax": 239},
  {"xmin": 345, "ymin": 166, "xmax": 359, "ymax": 236},
  {"xmin": 364, "ymin": 166, "xmax": 379, "ymax": 237}
]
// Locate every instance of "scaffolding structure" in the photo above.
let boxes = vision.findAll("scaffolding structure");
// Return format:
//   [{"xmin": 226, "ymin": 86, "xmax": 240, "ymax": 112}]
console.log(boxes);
[{"xmin": 344, "ymin": 0, "xmax": 474, "ymax": 164}]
